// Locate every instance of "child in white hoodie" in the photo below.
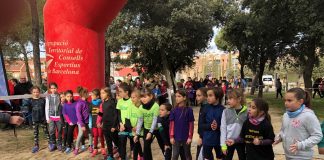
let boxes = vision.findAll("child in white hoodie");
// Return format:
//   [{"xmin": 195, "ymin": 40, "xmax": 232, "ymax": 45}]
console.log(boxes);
[
  {"xmin": 220, "ymin": 89, "xmax": 247, "ymax": 160},
  {"xmin": 274, "ymin": 88, "xmax": 323, "ymax": 159}
]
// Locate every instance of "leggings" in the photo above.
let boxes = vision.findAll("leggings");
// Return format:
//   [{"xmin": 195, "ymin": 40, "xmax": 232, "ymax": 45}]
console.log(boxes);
[
  {"xmin": 62, "ymin": 122, "xmax": 69, "ymax": 147},
  {"xmin": 48, "ymin": 120, "xmax": 62, "ymax": 145},
  {"xmin": 119, "ymin": 133, "xmax": 135, "ymax": 159},
  {"xmin": 75, "ymin": 124, "xmax": 92, "ymax": 149},
  {"xmin": 172, "ymin": 141, "xmax": 192, "ymax": 160},
  {"xmin": 224, "ymin": 143, "xmax": 246, "ymax": 160},
  {"xmin": 92, "ymin": 127, "xmax": 105, "ymax": 149},
  {"xmin": 66, "ymin": 124, "xmax": 77, "ymax": 148},
  {"xmin": 103, "ymin": 128, "xmax": 119, "ymax": 157},
  {"xmin": 133, "ymin": 136, "xmax": 143, "ymax": 160},
  {"xmin": 33, "ymin": 121, "xmax": 50, "ymax": 146},
  {"xmin": 143, "ymin": 129, "xmax": 165, "ymax": 160}
]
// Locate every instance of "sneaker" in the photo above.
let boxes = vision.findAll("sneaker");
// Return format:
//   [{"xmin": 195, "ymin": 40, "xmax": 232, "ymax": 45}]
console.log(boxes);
[
  {"xmin": 88, "ymin": 145, "xmax": 93, "ymax": 153},
  {"xmin": 138, "ymin": 155, "xmax": 144, "ymax": 160},
  {"xmin": 73, "ymin": 148, "xmax": 79, "ymax": 155},
  {"xmin": 101, "ymin": 148, "xmax": 106, "ymax": 155},
  {"xmin": 57, "ymin": 144, "xmax": 62, "ymax": 151},
  {"xmin": 49, "ymin": 144, "xmax": 56, "ymax": 152},
  {"xmin": 61, "ymin": 146, "xmax": 66, "ymax": 153},
  {"xmin": 65, "ymin": 147, "xmax": 72, "ymax": 154},
  {"xmin": 32, "ymin": 146, "xmax": 39, "ymax": 153},
  {"xmin": 91, "ymin": 149, "xmax": 98, "ymax": 157},
  {"xmin": 80, "ymin": 145, "xmax": 86, "ymax": 152}
]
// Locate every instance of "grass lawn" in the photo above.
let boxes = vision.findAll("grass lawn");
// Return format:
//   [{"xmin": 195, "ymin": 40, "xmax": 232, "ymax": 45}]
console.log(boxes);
[{"xmin": 246, "ymin": 92, "xmax": 324, "ymax": 121}]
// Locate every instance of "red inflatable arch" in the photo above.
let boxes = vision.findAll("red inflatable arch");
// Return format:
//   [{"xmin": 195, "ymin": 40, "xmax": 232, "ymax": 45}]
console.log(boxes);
[{"xmin": 44, "ymin": 0, "xmax": 127, "ymax": 92}]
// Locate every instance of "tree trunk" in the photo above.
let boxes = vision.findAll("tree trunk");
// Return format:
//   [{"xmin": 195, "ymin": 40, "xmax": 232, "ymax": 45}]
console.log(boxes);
[
  {"xmin": 28, "ymin": 0, "xmax": 41, "ymax": 86},
  {"xmin": 21, "ymin": 43, "xmax": 32, "ymax": 82},
  {"xmin": 240, "ymin": 64, "xmax": 245, "ymax": 79},
  {"xmin": 302, "ymin": 39, "xmax": 316, "ymax": 94},
  {"xmin": 161, "ymin": 51, "xmax": 176, "ymax": 104},
  {"xmin": 257, "ymin": 55, "xmax": 266, "ymax": 98},
  {"xmin": 105, "ymin": 43, "xmax": 111, "ymax": 87}
]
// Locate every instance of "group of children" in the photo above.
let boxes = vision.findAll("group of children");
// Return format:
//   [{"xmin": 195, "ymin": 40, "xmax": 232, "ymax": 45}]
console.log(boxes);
[{"xmin": 27, "ymin": 81, "xmax": 323, "ymax": 160}]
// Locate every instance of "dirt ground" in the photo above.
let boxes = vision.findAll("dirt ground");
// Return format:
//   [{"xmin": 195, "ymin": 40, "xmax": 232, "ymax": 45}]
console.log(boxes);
[{"xmin": 1, "ymin": 106, "xmax": 324, "ymax": 160}]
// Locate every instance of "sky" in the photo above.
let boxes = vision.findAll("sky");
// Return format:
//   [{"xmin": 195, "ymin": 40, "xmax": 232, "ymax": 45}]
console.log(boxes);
[{"xmin": 207, "ymin": 26, "xmax": 220, "ymax": 51}]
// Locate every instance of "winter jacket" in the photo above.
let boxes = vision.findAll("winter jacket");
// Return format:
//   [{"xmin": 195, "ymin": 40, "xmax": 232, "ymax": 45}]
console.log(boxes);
[
  {"xmin": 75, "ymin": 99, "xmax": 89, "ymax": 127},
  {"xmin": 199, "ymin": 103, "xmax": 225, "ymax": 146}
]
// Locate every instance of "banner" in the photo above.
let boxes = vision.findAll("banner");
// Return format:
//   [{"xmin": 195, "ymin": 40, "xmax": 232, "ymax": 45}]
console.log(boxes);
[{"xmin": 0, "ymin": 52, "xmax": 10, "ymax": 104}]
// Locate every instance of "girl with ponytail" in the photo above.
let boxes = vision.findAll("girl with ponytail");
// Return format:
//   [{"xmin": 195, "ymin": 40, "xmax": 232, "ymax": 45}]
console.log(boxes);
[
  {"xmin": 227, "ymin": 98, "xmax": 275, "ymax": 160},
  {"xmin": 274, "ymin": 88, "xmax": 322, "ymax": 159}
]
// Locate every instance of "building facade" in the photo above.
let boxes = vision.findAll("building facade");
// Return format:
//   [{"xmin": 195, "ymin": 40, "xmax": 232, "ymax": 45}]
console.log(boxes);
[{"xmin": 176, "ymin": 51, "xmax": 240, "ymax": 81}]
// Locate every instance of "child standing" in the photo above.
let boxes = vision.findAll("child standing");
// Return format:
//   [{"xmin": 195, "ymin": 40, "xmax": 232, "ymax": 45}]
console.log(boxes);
[
  {"xmin": 152, "ymin": 84, "xmax": 161, "ymax": 99},
  {"xmin": 45, "ymin": 82, "xmax": 63, "ymax": 152},
  {"xmin": 62, "ymin": 90, "xmax": 77, "ymax": 154},
  {"xmin": 89, "ymin": 89, "xmax": 105, "ymax": 157},
  {"xmin": 29, "ymin": 86, "xmax": 50, "ymax": 153},
  {"xmin": 127, "ymin": 89, "xmax": 144, "ymax": 160},
  {"xmin": 196, "ymin": 87, "xmax": 208, "ymax": 159},
  {"xmin": 134, "ymin": 88, "xmax": 164, "ymax": 160},
  {"xmin": 199, "ymin": 87, "xmax": 225, "ymax": 160},
  {"xmin": 60, "ymin": 92, "xmax": 68, "ymax": 152},
  {"xmin": 228, "ymin": 98, "xmax": 275, "ymax": 160},
  {"xmin": 74, "ymin": 86, "xmax": 93, "ymax": 155},
  {"xmin": 169, "ymin": 90, "xmax": 195, "ymax": 160},
  {"xmin": 158, "ymin": 103, "xmax": 173, "ymax": 160},
  {"xmin": 274, "ymin": 88, "xmax": 323, "ymax": 159},
  {"xmin": 186, "ymin": 85, "xmax": 196, "ymax": 106},
  {"xmin": 117, "ymin": 83, "xmax": 134, "ymax": 160},
  {"xmin": 97, "ymin": 87, "xmax": 119, "ymax": 160},
  {"xmin": 220, "ymin": 89, "xmax": 247, "ymax": 160}
]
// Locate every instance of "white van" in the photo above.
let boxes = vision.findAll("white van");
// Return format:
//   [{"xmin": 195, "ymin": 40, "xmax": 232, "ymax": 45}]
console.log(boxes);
[{"xmin": 262, "ymin": 75, "xmax": 274, "ymax": 87}]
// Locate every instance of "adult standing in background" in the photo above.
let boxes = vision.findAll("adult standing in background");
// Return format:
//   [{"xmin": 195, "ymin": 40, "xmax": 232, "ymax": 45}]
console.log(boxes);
[
  {"xmin": 203, "ymin": 75, "xmax": 209, "ymax": 86},
  {"xmin": 125, "ymin": 73, "xmax": 134, "ymax": 87},
  {"xmin": 312, "ymin": 78, "xmax": 322, "ymax": 98},
  {"xmin": 109, "ymin": 76, "xmax": 117, "ymax": 100},
  {"xmin": 15, "ymin": 75, "xmax": 33, "ymax": 95},
  {"xmin": 275, "ymin": 78, "xmax": 283, "ymax": 99},
  {"xmin": 134, "ymin": 77, "xmax": 143, "ymax": 90}
]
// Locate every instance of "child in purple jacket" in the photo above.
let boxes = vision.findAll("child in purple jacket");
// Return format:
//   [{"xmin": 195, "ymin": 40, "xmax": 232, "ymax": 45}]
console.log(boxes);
[
  {"xmin": 74, "ymin": 86, "xmax": 93, "ymax": 155},
  {"xmin": 62, "ymin": 90, "xmax": 78, "ymax": 154}
]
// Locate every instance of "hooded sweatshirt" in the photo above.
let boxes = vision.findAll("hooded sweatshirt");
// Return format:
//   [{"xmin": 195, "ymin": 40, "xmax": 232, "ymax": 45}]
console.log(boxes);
[
  {"xmin": 278, "ymin": 107, "xmax": 323, "ymax": 159},
  {"xmin": 220, "ymin": 105, "xmax": 248, "ymax": 151},
  {"xmin": 45, "ymin": 94, "xmax": 61, "ymax": 121},
  {"xmin": 75, "ymin": 99, "xmax": 89, "ymax": 127},
  {"xmin": 63, "ymin": 101, "xmax": 78, "ymax": 125}
]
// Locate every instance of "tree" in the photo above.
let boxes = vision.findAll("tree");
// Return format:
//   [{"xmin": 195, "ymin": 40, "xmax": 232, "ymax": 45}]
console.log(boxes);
[
  {"xmin": 119, "ymin": 0, "xmax": 220, "ymax": 91},
  {"xmin": 105, "ymin": 12, "xmax": 133, "ymax": 86},
  {"xmin": 28, "ymin": 0, "xmax": 42, "ymax": 86},
  {"xmin": 312, "ymin": 57, "xmax": 324, "ymax": 80},
  {"xmin": 1, "ymin": 0, "xmax": 46, "ymax": 85},
  {"xmin": 1, "ymin": 4, "xmax": 33, "ymax": 81},
  {"xmin": 215, "ymin": 0, "xmax": 297, "ymax": 97},
  {"xmin": 282, "ymin": 0, "xmax": 324, "ymax": 93}
]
